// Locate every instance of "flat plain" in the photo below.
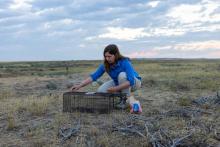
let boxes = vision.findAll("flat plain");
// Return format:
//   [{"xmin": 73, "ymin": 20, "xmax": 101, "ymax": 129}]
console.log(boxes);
[{"xmin": 0, "ymin": 59, "xmax": 219, "ymax": 147}]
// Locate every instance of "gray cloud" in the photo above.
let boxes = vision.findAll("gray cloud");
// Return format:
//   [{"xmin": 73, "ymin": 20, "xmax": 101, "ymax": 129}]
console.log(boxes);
[{"xmin": 0, "ymin": 0, "xmax": 219, "ymax": 61}]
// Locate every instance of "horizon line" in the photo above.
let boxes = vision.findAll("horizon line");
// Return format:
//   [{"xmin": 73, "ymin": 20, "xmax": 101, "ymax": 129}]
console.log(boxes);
[{"xmin": 0, "ymin": 57, "xmax": 220, "ymax": 63}]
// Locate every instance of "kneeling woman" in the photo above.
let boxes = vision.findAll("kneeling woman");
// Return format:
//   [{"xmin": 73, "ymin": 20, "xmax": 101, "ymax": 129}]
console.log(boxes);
[{"xmin": 71, "ymin": 44, "xmax": 142, "ymax": 113}]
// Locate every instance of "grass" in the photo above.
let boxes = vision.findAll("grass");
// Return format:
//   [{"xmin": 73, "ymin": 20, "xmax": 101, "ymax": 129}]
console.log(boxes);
[
  {"xmin": 1, "ymin": 95, "xmax": 51, "ymax": 119},
  {"xmin": 0, "ymin": 60, "xmax": 100, "ymax": 77},
  {"xmin": 139, "ymin": 60, "xmax": 220, "ymax": 93},
  {"xmin": 26, "ymin": 96, "xmax": 49, "ymax": 115},
  {"xmin": 1, "ymin": 59, "xmax": 219, "ymax": 92},
  {"xmin": 7, "ymin": 112, "xmax": 16, "ymax": 130},
  {"xmin": 177, "ymin": 97, "xmax": 192, "ymax": 106},
  {"xmin": 0, "ymin": 90, "xmax": 13, "ymax": 100},
  {"xmin": 0, "ymin": 59, "xmax": 220, "ymax": 146}
]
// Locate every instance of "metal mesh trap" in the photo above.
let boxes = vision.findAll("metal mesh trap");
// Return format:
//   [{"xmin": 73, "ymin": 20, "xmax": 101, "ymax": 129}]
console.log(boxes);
[{"xmin": 63, "ymin": 92, "xmax": 126, "ymax": 113}]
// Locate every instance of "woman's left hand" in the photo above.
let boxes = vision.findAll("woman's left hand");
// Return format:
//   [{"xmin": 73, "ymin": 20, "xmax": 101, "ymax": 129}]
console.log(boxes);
[{"xmin": 107, "ymin": 87, "xmax": 118, "ymax": 93}]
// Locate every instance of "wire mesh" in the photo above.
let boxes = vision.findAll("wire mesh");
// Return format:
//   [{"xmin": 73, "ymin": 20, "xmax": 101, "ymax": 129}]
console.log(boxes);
[{"xmin": 63, "ymin": 92, "xmax": 126, "ymax": 113}]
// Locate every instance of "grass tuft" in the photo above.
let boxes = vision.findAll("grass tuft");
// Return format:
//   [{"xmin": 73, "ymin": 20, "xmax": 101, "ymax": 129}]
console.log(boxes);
[
  {"xmin": 178, "ymin": 97, "xmax": 192, "ymax": 106},
  {"xmin": 25, "ymin": 96, "xmax": 49, "ymax": 116}
]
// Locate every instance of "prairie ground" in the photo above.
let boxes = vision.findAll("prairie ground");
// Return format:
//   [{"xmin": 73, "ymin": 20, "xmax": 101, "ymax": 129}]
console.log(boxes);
[{"xmin": 0, "ymin": 59, "xmax": 220, "ymax": 147}]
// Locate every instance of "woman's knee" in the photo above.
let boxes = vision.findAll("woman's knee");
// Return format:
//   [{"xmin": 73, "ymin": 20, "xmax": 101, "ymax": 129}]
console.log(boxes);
[
  {"xmin": 97, "ymin": 86, "xmax": 107, "ymax": 92},
  {"xmin": 118, "ymin": 72, "xmax": 127, "ymax": 83},
  {"xmin": 97, "ymin": 80, "xmax": 115, "ymax": 93}
]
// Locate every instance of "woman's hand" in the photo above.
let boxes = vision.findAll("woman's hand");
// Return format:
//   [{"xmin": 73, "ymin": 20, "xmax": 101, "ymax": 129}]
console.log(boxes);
[
  {"xmin": 107, "ymin": 87, "xmax": 118, "ymax": 93},
  {"xmin": 70, "ymin": 77, "xmax": 93, "ymax": 92},
  {"xmin": 70, "ymin": 85, "xmax": 81, "ymax": 91}
]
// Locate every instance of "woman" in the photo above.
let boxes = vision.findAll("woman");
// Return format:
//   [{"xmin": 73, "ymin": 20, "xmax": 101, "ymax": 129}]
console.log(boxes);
[{"xmin": 71, "ymin": 44, "xmax": 142, "ymax": 113}]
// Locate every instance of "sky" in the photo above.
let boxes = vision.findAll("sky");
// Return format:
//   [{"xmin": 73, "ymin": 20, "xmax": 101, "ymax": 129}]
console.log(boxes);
[{"xmin": 0, "ymin": 0, "xmax": 220, "ymax": 61}]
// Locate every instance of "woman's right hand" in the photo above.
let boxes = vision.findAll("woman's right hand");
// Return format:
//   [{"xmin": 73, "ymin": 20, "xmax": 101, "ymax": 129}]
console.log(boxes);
[
  {"xmin": 70, "ymin": 85, "xmax": 81, "ymax": 91},
  {"xmin": 69, "ymin": 77, "xmax": 93, "ymax": 92}
]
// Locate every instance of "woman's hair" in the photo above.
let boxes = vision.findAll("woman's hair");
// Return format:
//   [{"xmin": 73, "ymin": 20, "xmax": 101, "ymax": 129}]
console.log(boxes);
[{"xmin": 103, "ymin": 44, "xmax": 127, "ymax": 72}]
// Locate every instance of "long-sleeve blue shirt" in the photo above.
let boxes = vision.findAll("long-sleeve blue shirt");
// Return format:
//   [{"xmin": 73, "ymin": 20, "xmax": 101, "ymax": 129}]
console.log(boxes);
[{"xmin": 90, "ymin": 58, "xmax": 141, "ymax": 86}]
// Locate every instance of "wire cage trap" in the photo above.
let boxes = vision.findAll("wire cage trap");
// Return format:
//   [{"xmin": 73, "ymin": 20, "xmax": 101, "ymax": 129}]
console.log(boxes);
[{"xmin": 63, "ymin": 92, "xmax": 126, "ymax": 113}]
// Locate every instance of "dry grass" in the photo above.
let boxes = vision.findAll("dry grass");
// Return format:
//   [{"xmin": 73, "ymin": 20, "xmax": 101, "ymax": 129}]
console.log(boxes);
[
  {"xmin": 0, "ymin": 59, "xmax": 220, "ymax": 146},
  {"xmin": 177, "ymin": 97, "xmax": 192, "ymax": 106},
  {"xmin": 25, "ymin": 96, "xmax": 49, "ymax": 116},
  {"xmin": 7, "ymin": 112, "xmax": 16, "ymax": 130},
  {"xmin": 0, "ymin": 90, "xmax": 13, "ymax": 100},
  {"xmin": 2, "ymin": 95, "xmax": 50, "ymax": 116},
  {"xmin": 96, "ymin": 134, "xmax": 110, "ymax": 147}
]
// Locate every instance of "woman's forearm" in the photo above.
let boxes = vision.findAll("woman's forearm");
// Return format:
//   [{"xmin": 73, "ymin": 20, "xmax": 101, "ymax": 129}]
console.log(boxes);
[
  {"xmin": 79, "ymin": 77, "xmax": 93, "ymax": 88},
  {"xmin": 115, "ymin": 81, "xmax": 130, "ymax": 91}
]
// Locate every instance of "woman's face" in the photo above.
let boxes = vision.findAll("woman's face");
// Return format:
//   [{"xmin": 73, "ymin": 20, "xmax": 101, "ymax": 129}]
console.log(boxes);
[{"xmin": 104, "ymin": 52, "xmax": 115, "ymax": 64}]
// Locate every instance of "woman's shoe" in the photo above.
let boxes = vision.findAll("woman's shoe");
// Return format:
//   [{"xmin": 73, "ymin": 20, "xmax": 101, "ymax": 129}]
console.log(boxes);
[
  {"xmin": 130, "ymin": 101, "xmax": 142, "ymax": 114},
  {"xmin": 115, "ymin": 97, "xmax": 129, "ymax": 110}
]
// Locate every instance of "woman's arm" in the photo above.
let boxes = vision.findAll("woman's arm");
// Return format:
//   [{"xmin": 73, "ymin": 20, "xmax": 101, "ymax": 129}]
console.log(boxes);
[
  {"xmin": 71, "ymin": 64, "xmax": 105, "ymax": 91},
  {"xmin": 123, "ymin": 59, "xmax": 136, "ymax": 86},
  {"xmin": 107, "ymin": 81, "xmax": 130, "ymax": 93},
  {"xmin": 71, "ymin": 77, "xmax": 93, "ymax": 91}
]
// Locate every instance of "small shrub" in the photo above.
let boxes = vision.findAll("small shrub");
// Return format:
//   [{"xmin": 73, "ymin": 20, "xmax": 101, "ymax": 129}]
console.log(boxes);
[
  {"xmin": 7, "ymin": 113, "xmax": 16, "ymax": 130},
  {"xmin": 178, "ymin": 97, "xmax": 192, "ymax": 106},
  {"xmin": 46, "ymin": 82, "xmax": 57, "ymax": 90}
]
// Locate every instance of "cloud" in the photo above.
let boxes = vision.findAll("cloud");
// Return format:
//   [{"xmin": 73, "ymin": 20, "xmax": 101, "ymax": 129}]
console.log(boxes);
[
  {"xmin": 0, "ymin": 0, "xmax": 219, "ymax": 61},
  {"xmin": 0, "ymin": 23, "xmax": 26, "ymax": 33},
  {"xmin": 208, "ymin": 50, "xmax": 220, "ymax": 58},
  {"xmin": 126, "ymin": 50, "xmax": 158, "ymax": 58},
  {"xmin": 154, "ymin": 40, "xmax": 220, "ymax": 51},
  {"xmin": 166, "ymin": 0, "xmax": 220, "ymax": 24},
  {"xmin": 181, "ymin": 23, "xmax": 220, "ymax": 33},
  {"xmin": 34, "ymin": 7, "xmax": 65, "ymax": 16},
  {"xmin": 98, "ymin": 27, "xmax": 150, "ymax": 40},
  {"xmin": 9, "ymin": 0, "xmax": 34, "ymax": 11},
  {"xmin": 148, "ymin": 1, "xmax": 160, "ymax": 8},
  {"xmin": 43, "ymin": 18, "xmax": 77, "ymax": 30},
  {"xmin": 151, "ymin": 27, "xmax": 186, "ymax": 36},
  {"xmin": 96, "ymin": 26, "xmax": 187, "ymax": 41}
]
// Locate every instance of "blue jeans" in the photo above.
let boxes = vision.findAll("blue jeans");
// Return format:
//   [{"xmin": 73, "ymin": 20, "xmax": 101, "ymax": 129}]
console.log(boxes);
[{"xmin": 97, "ymin": 72, "xmax": 141, "ymax": 96}]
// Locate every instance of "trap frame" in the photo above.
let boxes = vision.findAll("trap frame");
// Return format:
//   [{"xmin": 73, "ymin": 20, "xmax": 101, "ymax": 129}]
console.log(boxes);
[{"xmin": 63, "ymin": 92, "xmax": 126, "ymax": 113}]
